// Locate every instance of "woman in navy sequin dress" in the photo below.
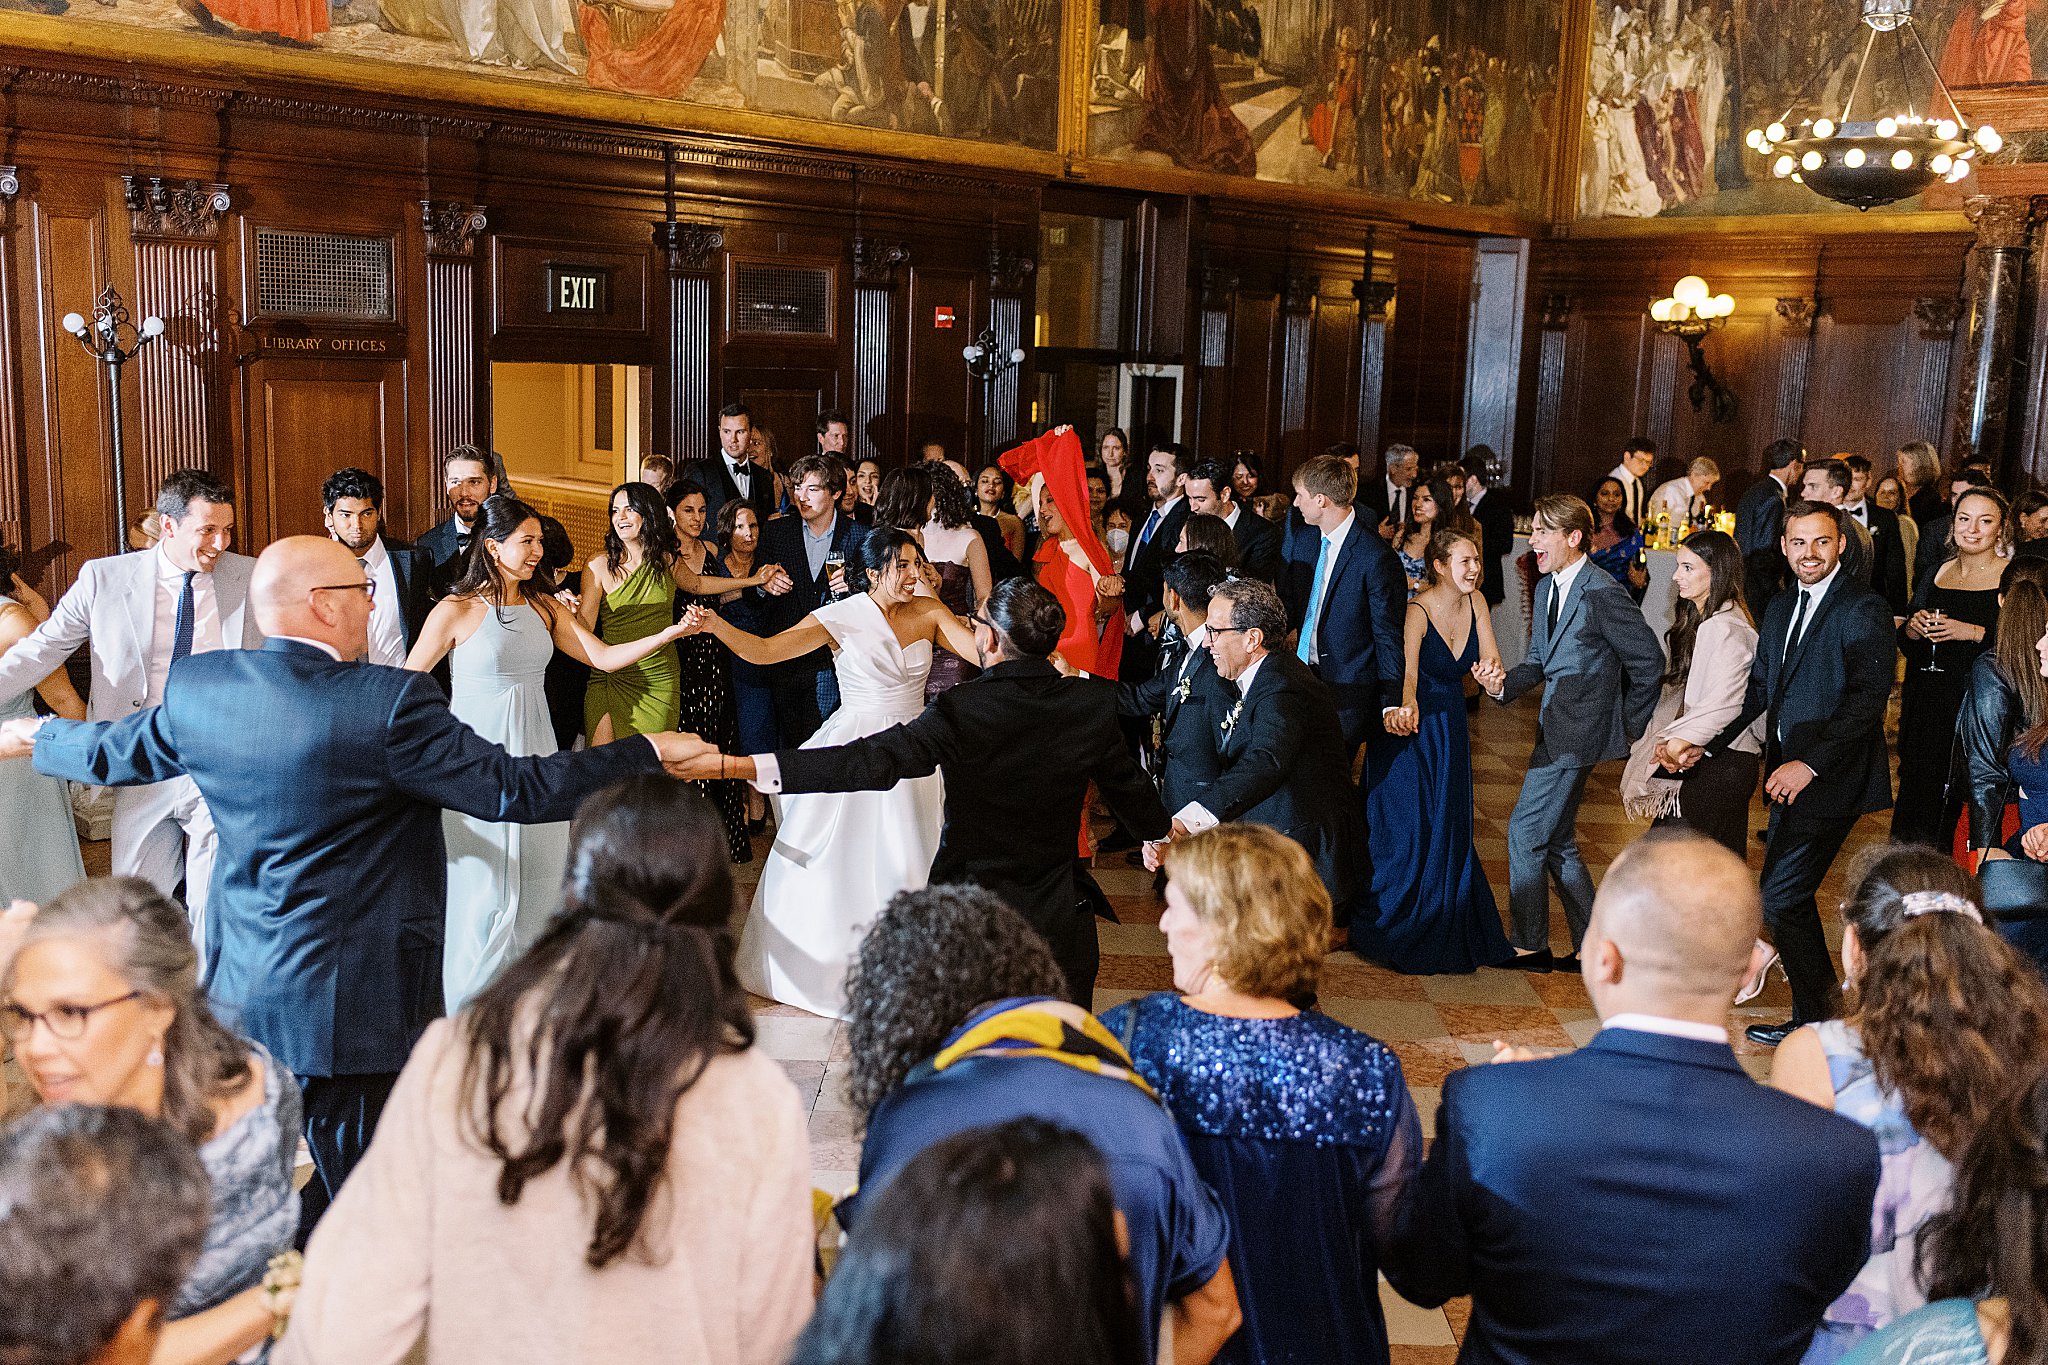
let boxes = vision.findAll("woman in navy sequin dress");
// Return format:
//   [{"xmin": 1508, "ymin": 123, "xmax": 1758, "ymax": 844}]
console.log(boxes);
[{"xmin": 1103, "ymin": 824, "xmax": 1421, "ymax": 1365}]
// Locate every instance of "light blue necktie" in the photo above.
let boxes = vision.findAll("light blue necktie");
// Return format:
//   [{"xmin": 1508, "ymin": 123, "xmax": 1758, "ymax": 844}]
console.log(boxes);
[{"xmin": 1298, "ymin": 536, "xmax": 1331, "ymax": 664}]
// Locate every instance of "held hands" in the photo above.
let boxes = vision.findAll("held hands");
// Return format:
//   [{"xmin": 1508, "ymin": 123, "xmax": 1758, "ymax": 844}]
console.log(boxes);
[
  {"xmin": 1141, "ymin": 819, "xmax": 1195, "ymax": 871},
  {"xmin": 1764, "ymin": 760, "xmax": 1816, "ymax": 805},
  {"xmin": 646, "ymin": 731, "xmax": 720, "ymax": 779},
  {"xmin": 673, "ymin": 605, "xmax": 713, "ymax": 638},
  {"xmin": 2022, "ymin": 822, "xmax": 2048, "ymax": 863},
  {"xmin": 1384, "ymin": 705, "xmax": 1419, "ymax": 737},
  {"xmin": 0, "ymin": 716, "xmax": 41, "ymax": 762},
  {"xmin": 1095, "ymin": 574, "xmax": 1126, "ymax": 600},
  {"xmin": 1470, "ymin": 659, "xmax": 1506, "ymax": 698},
  {"xmin": 761, "ymin": 565, "xmax": 795, "ymax": 596},
  {"xmin": 1656, "ymin": 739, "xmax": 1704, "ymax": 773}
]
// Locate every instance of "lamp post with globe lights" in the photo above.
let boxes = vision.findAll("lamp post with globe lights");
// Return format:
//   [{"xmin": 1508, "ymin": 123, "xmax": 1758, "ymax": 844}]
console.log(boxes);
[
  {"xmin": 962, "ymin": 326, "xmax": 1026, "ymax": 383},
  {"xmin": 62, "ymin": 285, "xmax": 164, "ymax": 554}
]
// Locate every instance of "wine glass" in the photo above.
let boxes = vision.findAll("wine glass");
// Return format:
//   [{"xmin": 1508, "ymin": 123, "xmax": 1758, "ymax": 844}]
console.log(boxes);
[
  {"xmin": 822, "ymin": 551, "xmax": 848, "ymax": 602},
  {"xmin": 1922, "ymin": 607, "xmax": 1945, "ymax": 674}
]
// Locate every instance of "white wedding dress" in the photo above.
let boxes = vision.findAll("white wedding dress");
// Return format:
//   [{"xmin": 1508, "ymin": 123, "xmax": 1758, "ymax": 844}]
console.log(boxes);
[{"xmin": 736, "ymin": 594, "xmax": 944, "ymax": 1018}]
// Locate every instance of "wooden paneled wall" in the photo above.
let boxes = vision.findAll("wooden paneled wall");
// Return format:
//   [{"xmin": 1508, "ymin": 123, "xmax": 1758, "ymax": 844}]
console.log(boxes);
[{"xmin": 1521, "ymin": 232, "xmax": 1973, "ymax": 507}]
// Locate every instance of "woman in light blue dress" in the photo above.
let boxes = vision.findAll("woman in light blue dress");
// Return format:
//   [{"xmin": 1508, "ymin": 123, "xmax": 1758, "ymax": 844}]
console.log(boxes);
[
  {"xmin": 407, "ymin": 496, "xmax": 691, "ymax": 1010},
  {"xmin": 0, "ymin": 558, "xmax": 86, "ymax": 904}
]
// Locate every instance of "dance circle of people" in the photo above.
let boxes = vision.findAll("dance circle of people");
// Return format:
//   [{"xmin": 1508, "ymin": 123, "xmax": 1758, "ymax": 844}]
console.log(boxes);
[{"xmin": 5, "ymin": 424, "xmax": 2048, "ymax": 1365}]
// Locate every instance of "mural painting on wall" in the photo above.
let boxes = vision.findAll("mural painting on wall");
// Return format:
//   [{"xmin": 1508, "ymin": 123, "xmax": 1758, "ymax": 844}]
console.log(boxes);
[
  {"xmin": 0, "ymin": 0, "xmax": 1059, "ymax": 150},
  {"xmin": 1087, "ymin": 0, "xmax": 1567, "ymax": 215},
  {"xmin": 1581, "ymin": 0, "xmax": 2047, "ymax": 219}
]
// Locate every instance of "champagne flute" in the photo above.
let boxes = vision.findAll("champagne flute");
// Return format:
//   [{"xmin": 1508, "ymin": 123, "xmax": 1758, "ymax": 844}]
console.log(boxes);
[
  {"xmin": 1922, "ymin": 606, "xmax": 1944, "ymax": 674},
  {"xmin": 822, "ymin": 551, "xmax": 848, "ymax": 602}
]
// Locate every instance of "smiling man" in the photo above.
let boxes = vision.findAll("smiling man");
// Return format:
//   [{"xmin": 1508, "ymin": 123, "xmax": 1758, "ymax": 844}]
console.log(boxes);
[
  {"xmin": 0, "ymin": 469, "xmax": 260, "ymax": 950},
  {"xmin": 1666, "ymin": 502, "xmax": 1897, "ymax": 1046}
]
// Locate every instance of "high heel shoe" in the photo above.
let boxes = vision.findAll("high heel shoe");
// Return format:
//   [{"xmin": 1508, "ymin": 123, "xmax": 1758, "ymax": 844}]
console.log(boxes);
[{"xmin": 1735, "ymin": 941, "xmax": 1781, "ymax": 1005}]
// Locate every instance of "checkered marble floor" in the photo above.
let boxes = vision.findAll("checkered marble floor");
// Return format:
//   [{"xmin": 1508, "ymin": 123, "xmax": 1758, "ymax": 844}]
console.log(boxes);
[{"xmin": 740, "ymin": 691, "xmax": 1892, "ymax": 1362}]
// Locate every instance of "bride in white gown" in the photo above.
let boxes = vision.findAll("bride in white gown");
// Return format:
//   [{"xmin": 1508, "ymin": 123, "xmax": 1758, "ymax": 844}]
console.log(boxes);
[{"xmin": 687, "ymin": 528, "xmax": 982, "ymax": 1018}]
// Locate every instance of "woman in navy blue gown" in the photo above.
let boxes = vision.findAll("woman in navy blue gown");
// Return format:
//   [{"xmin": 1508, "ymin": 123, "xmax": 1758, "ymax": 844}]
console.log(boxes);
[
  {"xmin": 1103, "ymin": 824, "xmax": 1419, "ymax": 1365},
  {"xmin": 1360, "ymin": 528, "xmax": 1515, "ymax": 974}
]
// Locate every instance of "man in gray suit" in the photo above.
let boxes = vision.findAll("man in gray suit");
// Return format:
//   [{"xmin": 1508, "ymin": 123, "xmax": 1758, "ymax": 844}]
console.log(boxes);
[
  {"xmin": 1482, "ymin": 493, "xmax": 1664, "ymax": 971},
  {"xmin": 0, "ymin": 470, "xmax": 261, "ymax": 944}
]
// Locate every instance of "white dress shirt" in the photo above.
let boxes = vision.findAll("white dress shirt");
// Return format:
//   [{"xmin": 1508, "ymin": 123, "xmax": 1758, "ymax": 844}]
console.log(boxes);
[
  {"xmin": 1609, "ymin": 464, "xmax": 1647, "ymax": 525},
  {"xmin": 1842, "ymin": 499, "xmax": 1871, "ymax": 527},
  {"xmin": 1302, "ymin": 511, "xmax": 1356, "ymax": 666},
  {"xmin": 1649, "ymin": 477, "xmax": 1700, "ymax": 525},
  {"xmin": 1221, "ymin": 504, "xmax": 1241, "ymax": 530},
  {"xmin": 1600, "ymin": 1012, "xmax": 1730, "ymax": 1045},
  {"xmin": 358, "ymin": 536, "xmax": 407, "ymax": 667},
  {"xmin": 724, "ymin": 454, "xmax": 755, "ymax": 496},
  {"xmin": 1544, "ymin": 553, "xmax": 1589, "ymax": 638},
  {"xmin": 1177, "ymin": 652, "xmax": 1266, "ymax": 832},
  {"xmin": 270, "ymin": 634, "xmax": 346, "ymax": 662},
  {"xmin": 149, "ymin": 545, "xmax": 223, "ymax": 705}
]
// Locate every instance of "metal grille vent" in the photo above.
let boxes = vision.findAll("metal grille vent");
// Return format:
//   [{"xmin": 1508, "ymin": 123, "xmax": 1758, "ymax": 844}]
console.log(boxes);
[
  {"xmin": 254, "ymin": 228, "xmax": 395, "ymax": 321},
  {"xmin": 732, "ymin": 263, "xmax": 830, "ymax": 336}
]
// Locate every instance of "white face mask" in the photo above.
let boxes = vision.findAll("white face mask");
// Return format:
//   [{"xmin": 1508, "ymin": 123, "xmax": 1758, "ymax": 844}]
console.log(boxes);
[{"xmin": 1105, "ymin": 527, "xmax": 1131, "ymax": 557}]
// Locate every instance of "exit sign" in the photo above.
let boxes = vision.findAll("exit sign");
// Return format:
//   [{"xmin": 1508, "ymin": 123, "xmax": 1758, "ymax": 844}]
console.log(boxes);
[{"xmin": 545, "ymin": 263, "xmax": 610, "ymax": 315}]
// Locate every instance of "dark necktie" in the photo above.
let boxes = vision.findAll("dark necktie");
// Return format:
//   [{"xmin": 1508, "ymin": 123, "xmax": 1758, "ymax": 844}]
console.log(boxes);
[
  {"xmin": 1784, "ymin": 589, "xmax": 1811, "ymax": 664},
  {"xmin": 169, "ymin": 570, "xmax": 197, "ymax": 667},
  {"xmin": 456, "ymin": 529, "xmax": 472, "ymax": 558},
  {"xmin": 1546, "ymin": 579, "xmax": 1561, "ymax": 640}
]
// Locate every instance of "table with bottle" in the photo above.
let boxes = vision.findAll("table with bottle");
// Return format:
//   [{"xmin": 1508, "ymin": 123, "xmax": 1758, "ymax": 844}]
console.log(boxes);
[{"xmin": 1491, "ymin": 511, "xmax": 1735, "ymax": 672}]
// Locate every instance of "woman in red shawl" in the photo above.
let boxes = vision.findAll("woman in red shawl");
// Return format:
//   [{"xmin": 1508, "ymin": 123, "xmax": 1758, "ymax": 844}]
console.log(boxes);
[{"xmin": 1000, "ymin": 428, "xmax": 1124, "ymax": 677}]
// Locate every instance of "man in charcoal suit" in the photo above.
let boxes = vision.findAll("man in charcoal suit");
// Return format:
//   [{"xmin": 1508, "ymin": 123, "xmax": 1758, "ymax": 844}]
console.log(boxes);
[
  {"xmin": 1669, "ymin": 502, "xmax": 1896, "ymax": 1045},
  {"xmin": 1387, "ymin": 830, "xmax": 1880, "ymax": 1365},
  {"xmin": 1734, "ymin": 437, "xmax": 1805, "ymax": 621},
  {"xmin": 1483, "ymin": 493, "xmax": 1664, "ymax": 971},
  {"xmin": 2, "ymin": 538, "xmax": 700, "ymax": 1240},
  {"xmin": 1120, "ymin": 441, "xmax": 1192, "ymax": 679},
  {"xmin": 1148, "ymin": 577, "xmax": 1363, "ymax": 923},
  {"xmin": 1118, "ymin": 552, "xmax": 1231, "ymax": 813},
  {"xmin": 1184, "ymin": 459, "xmax": 1282, "ymax": 582},
  {"xmin": 679, "ymin": 578, "xmax": 1170, "ymax": 1004}
]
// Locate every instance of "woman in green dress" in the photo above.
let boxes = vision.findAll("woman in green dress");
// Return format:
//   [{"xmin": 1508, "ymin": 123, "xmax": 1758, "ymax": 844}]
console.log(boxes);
[{"xmin": 578, "ymin": 480, "xmax": 790, "ymax": 744}]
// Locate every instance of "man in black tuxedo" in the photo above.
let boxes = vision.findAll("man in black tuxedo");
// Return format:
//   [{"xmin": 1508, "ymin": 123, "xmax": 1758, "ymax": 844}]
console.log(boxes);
[
  {"xmin": 1357, "ymin": 442, "xmax": 1419, "ymax": 541},
  {"xmin": 1388, "ymin": 830, "xmax": 1880, "ymax": 1365},
  {"xmin": 1281, "ymin": 455, "xmax": 1409, "ymax": 771},
  {"xmin": 1838, "ymin": 453, "xmax": 1910, "ymax": 615},
  {"xmin": 1734, "ymin": 437, "xmax": 1805, "ymax": 621},
  {"xmin": 6, "ymin": 537, "xmax": 693, "ymax": 1238},
  {"xmin": 757, "ymin": 453, "xmax": 870, "ymax": 745},
  {"xmin": 1118, "ymin": 551, "xmax": 1229, "ymax": 812},
  {"xmin": 1800, "ymin": 458, "xmax": 1882, "ymax": 594},
  {"xmin": 321, "ymin": 467, "xmax": 431, "ymax": 667},
  {"xmin": 1184, "ymin": 459, "xmax": 1281, "ymax": 582},
  {"xmin": 1462, "ymin": 450, "xmax": 1515, "ymax": 606},
  {"xmin": 1673, "ymin": 503, "xmax": 1896, "ymax": 1044},
  {"xmin": 1152, "ymin": 577, "xmax": 1363, "ymax": 920},
  {"xmin": 413, "ymin": 447, "xmax": 497, "ymax": 596},
  {"xmin": 695, "ymin": 402, "xmax": 778, "ymax": 527},
  {"xmin": 680, "ymin": 579, "xmax": 1169, "ymax": 1003},
  {"xmin": 1120, "ymin": 441, "xmax": 1191, "ymax": 678}
]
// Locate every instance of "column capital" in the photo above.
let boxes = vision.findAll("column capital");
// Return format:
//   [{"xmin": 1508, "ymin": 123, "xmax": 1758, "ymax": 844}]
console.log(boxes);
[
  {"xmin": 421, "ymin": 201, "xmax": 488, "ymax": 259},
  {"xmin": 851, "ymin": 235, "xmax": 909, "ymax": 287},
  {"xmin": 1775, "ymin": 296, "xmax": 1818, "ymax": 334},
  {"xmin": 1537, "ymin": 291, "xmax": 1573, "ymax": 330},
  {"xmin": 124, "ymin": 177, "xmax": 230, "ymax": 242},
  {"xmin": 655, "ymin": 220, "xmax": 723, "ymax": 275},
  {"xmin": 1965, "ymin": 193, "xmax": 2041, "ymax": 251}
]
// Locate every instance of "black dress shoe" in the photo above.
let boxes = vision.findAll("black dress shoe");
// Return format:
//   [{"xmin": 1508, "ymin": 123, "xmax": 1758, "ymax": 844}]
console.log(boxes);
[
  {"xmin": 1745, "ymin": 1020, "xmax": 1801, "ymax": 1048},
  {"xmin": 1503, "ymin": 949, "xmax": 1553, "ymax": 972},
  {"xmin": 1554, "ymin": 952, "xmax": 1582, "ymax": 973}
]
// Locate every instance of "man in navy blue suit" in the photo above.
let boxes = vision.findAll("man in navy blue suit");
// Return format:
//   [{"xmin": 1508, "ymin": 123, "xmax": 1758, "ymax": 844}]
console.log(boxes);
[
  {"xmin": 412, "ymin": 447, "xmax": 497, "ymax": 596},
  {"xmin": 3, "ymin": 537, "xmax": 692, "ymax": 1239},
  {"xmin": 1281, "ymin": 453, "xmax": 1408, "ymax": 771},
  {"xmin": 758, "ymin": 452, "xmax": 870, "ymax": 744},
  {"xmin": 1387, "ymin": 830, "xmax": 1880, "ymax": 1365}
]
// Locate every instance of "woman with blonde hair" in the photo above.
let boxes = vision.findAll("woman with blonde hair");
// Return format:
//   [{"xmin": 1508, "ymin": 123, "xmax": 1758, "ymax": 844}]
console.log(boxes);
[
  {"xmin": 1773, "ymin": 845, "xmax": 2048, "ymax": 1362},
  {"xmin": 1103, "ymin": 823, "xmax": 1420, "ymax": 1365}
]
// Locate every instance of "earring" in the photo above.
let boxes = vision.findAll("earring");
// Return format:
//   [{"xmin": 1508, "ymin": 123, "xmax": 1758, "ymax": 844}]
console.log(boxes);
[{"xmin": 146, "ymin": 1043, "xmax": 164, "ymax": 1067}]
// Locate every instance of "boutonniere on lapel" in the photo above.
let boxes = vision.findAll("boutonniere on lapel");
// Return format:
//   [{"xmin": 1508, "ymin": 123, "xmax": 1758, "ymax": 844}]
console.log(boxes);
[
  {"xmin": 1219, "ymin": 698, "xmax": 1244, "ymax": 733},
  {"xmin": 1174, "ymin": 674, "xmax": 1194, "ymax": 704}
]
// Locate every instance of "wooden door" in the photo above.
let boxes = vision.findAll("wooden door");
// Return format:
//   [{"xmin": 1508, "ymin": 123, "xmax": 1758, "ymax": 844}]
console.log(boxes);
[{"xmin": 241, "ymin": 356, "xmax": 410, "ymax": 548}]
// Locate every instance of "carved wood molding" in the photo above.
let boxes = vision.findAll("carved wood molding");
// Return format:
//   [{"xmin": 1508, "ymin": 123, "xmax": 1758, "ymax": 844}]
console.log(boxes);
[
  {"xmin": 1775, "ymin": 296, "xmax": 1818, "ymax": 334},
  {"xmin": 1199, "ymin": 264, "xmax": 1239, "ymax": 311},
  {"xmin": 988, "ymin": 243, "xmax": 1036, "ymax": 295},
  {"xmin": 1353, "ymin": 278, "xmax": 1397, "ymax": 320},
  {"xmin": 0, "ymin": 164, "xmax": 18, "ymax": 232},
  {"xmin": 654, "ymin": 221, "xmax": 723, "ymax": 274},
  {"xmin": 123, "ymin": 177, "xmax": 230, "ymax": 242},
  {"xmin": 1537, "ymin": 291, "xmax": 1574, "ymax": 330},
  {"xmin": 1965, "ymin": 193, "xmax": 2041, "ymax": 251},
  {"xmin": 421, "ymin": 201, "xmax": 488, "ymax": 259},
  {"xmin": 851, "ymin": 236, "xmax": 910, "ymax": 287},
  {"xmin": 1280, "ymin": 273, "xmax": 1319, "ymax": 315},
  {"xmin": 1913, "ymin": 295, "xmax": 1962, "ymax": 340}
]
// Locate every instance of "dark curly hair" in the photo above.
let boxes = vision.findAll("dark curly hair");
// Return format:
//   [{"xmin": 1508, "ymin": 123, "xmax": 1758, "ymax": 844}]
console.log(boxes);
[
  {"xmin": 601, "ymin": 480, "xmax": 680, "ymax": 579},
  {"xmin": 460, "ymin": 777, "xmax": 753, "ymax": 1269},
  {"xmin": 841, "ymin": 885, "xmax": 1068, "ymax": 1124},
  {"xmin": 1841, "ymin": 845, "xmax": 2048, "ymax": 1161},
  {"xmin": 926, "ymin": 461, "xmax": 975, "ymax": 530}
]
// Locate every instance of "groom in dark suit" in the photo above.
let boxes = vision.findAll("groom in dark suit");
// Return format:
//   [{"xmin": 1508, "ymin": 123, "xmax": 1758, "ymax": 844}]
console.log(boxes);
[
  {"xmin": 1674, "ymin": 502, "xmax": 1896, "ymax": 1044},
  {"xmin": 5, "ymin": 537, "xmax": 691, "ymax": 1238},
  {"xmin": 1388, "ymin": 830, "xmax": 1879, "ymax": 1365},
  {"xmin": 1118, "ymin": 551, "xmax": 1230, "ymax": 812},
  {"xmin": 678, "ymin": 578, "xmax": 1170, "ymax": 1003}
]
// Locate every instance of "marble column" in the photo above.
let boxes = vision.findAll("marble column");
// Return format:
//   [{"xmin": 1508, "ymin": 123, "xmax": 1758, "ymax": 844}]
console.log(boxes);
[{"xmin": 1951, "ymin": 194, "xmax": 2040, "ymax": 472}]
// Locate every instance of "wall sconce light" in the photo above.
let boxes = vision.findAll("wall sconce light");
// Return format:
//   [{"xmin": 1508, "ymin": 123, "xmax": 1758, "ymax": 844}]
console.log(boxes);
[
  {"xmin": 963, "ymin": 325, "xmax": 1025, "ymax": 383},
  {"xmin": 63, "ymin": 285, "xmax": 166, "ymax": 554},
  {"xmin": 1649, "ymin": 275, "xmax": 1738, "ymax": 423}
]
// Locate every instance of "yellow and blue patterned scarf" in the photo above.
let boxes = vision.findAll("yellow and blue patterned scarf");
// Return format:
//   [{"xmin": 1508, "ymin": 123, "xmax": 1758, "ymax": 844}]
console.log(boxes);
[{"xmin": 904, "ymin": 995, "xmax": 1158, "ymax": 1102}]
